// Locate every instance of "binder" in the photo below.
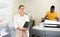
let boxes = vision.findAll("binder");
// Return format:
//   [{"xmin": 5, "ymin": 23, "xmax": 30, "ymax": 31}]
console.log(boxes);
[{"xmin": 23, "ymin": 22, "xmax": 29, "ymax": 28}]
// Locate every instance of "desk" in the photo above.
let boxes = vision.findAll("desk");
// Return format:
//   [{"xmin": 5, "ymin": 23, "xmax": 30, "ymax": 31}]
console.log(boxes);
[{"xmin": 32, "ymin": 23, "xmax": 60, "ymax": 37}]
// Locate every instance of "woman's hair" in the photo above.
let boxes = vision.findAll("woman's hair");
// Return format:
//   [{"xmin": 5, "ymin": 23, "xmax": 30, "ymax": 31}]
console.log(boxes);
[{"xmin": 19, "ymin": 5, "xmax": 24, "ymax": 9}]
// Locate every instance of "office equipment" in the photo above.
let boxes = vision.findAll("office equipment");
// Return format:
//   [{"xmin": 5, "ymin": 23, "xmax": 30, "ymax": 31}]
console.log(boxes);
[
  {"xmin": 23, "ymin": 22, "xmax": 30, "ymax": 28},
  {"xmin": 32, "ymin": 22, "xmax": 60, "ymax": 37},
  {"xmin": 44, "ymin": 25, "xmax": 58, "ymax": 28},
  {"xmin": 44, "ymin": 20, "xmax": 60, "ymax": 24},
  {"xmin": 44, "ymin": 20, "xmax": 60, "ymax": 28}
]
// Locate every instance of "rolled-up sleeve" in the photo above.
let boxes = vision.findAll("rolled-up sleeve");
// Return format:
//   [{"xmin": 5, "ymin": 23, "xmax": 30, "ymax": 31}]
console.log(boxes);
[{"xmin": 14, "ymin": 16, "xmax": 18, "ymax": 29}]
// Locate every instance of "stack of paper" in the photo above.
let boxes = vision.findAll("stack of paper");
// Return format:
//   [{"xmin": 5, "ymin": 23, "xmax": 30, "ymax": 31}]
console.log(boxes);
[
  {"xmin": 44, "ymin": 20, "xmax": 60, "ymax": 25},
  {"xmin": 45, "ymin": 25, "xmax": 57, "ymax": 26}
]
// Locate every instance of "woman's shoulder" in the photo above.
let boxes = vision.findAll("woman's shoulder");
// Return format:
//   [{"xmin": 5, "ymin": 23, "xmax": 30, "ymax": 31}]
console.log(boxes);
[
  {"xmin": 24, "ymin": 14, "xmax": 29, "ymax": 17},
  {"xmin": 14, "ymin": 14, "xmax": 20, "ymax": 18}
]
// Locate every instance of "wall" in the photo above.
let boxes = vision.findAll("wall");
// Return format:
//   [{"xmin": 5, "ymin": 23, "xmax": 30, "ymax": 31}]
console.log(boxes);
[
  {"xmin": 0, "ymin": 0, "xmax": 13, "ymax": 28},
  {"xmin": 0, "ymin": 0, "xmax": 60, "ymax": 25},
  {"xmin": 22, "ymin": 0, "xmax": 60, "ymax": 25},
  {"xmin": 0, "ymin": 0, "xmax": 13, "ymax": 22},
  {"xmin": 12, "ymin": 0, "xmax": 60, "ymax": 25}
]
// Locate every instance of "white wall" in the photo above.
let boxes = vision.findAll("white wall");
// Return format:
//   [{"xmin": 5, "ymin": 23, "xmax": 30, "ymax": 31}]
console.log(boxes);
[
  {"xmin": 0, "ymin": 0, "xmax": 59, "ymax": 25},
  {"xmin": 12, "ymin": 0, "xmax": 60, "ymax": 25},
  {"xmin": 0, "ymin": 0, "xmax": 13, "ymax": 22},
  {"xmin": 0, "ymin": 0, "xmax": 14, "ymax": 28},
  {"xmin": 23, "ymin": 0, "xmax": 60, "ymax": 25}
]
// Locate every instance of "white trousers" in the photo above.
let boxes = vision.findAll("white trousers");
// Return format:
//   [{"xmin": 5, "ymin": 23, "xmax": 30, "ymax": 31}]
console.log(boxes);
[{"xmin": 16, "ymin": 29, "xmax": 29, "ymax": 37}]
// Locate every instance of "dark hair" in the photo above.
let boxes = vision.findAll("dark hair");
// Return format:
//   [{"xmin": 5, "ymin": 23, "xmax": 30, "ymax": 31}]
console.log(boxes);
[
  {"xmin": 51, "ymin": 5, "xmax": 55, "ymax": 9},
  {"xmin": 19, "ymin": 5, "xmax": 24, "ymax": 9}
]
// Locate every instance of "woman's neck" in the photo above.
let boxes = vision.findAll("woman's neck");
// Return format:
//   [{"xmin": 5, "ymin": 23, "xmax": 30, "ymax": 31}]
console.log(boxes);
[{"xmin": 20, "ymin": 13, "xmax": 24, "ymax": 17}]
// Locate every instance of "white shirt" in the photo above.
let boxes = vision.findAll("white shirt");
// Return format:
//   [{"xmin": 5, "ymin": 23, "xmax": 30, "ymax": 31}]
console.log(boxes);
[{"xmin": 14, "ymin": 14, "xmax": 30, "ymax": 29}]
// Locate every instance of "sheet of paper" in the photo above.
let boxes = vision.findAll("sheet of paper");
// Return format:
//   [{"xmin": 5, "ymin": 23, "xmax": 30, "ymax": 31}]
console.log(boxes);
[
  {"xmin": 44, "ymin": 20, "xmax": 60, "ymax": 24},
  {"xmin": 45, "ymin": 25, "xmax": 57, "ymax": 27}
]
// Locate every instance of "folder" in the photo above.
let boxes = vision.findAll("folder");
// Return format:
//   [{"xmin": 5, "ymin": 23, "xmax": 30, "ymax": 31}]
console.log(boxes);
[{"xmin": 23, "ymin": 22, "xmax": 30, "ymax": 28}]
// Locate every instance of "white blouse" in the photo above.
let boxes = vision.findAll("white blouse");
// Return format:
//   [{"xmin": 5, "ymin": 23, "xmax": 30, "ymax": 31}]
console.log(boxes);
[{"xmin": 14, "ymin": 14, "xmax": 30, "ymax": 29}]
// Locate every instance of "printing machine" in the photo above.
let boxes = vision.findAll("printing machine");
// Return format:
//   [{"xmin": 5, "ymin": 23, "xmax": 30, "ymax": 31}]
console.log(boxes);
[
  {"xmin": 32, "ymin": 20, "xmax": 60, "ymax": 37},
  {"xmin": 44, "ymin": 20, "xmax": 60, "ymax": 28},
  {"xmin": 43, "ymin": 20, "xmax": 60, "ymax": 37}
]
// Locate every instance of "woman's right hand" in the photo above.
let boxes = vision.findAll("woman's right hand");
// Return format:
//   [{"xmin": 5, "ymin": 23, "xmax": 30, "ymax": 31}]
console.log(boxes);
[
  {"xmin": 22, "ymin": 28, "xmax": 27, "ymax": 31},
  {"xmin": 17, "ymin": 27, "xmax": 27, "ymax": 31}
]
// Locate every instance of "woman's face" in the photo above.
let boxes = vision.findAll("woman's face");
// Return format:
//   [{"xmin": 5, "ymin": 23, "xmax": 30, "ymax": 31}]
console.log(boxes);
[{"xmin": 19, "ymin": 7, "xmax": 24, "ymax": 15}]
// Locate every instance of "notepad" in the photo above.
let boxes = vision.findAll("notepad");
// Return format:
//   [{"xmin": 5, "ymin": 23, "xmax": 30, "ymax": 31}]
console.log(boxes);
[{"xmin": 23, "ymin": 22, "xmax": 30, "ymax": 28}]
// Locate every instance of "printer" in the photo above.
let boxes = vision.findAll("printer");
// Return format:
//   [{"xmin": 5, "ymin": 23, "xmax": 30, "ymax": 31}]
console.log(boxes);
[{"xmin": 44, "ymin": 20, "xmax": 60, "ymax": 28}]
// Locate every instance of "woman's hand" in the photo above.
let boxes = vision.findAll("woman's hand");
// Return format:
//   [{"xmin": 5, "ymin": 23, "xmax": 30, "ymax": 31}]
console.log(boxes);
[
  {"xmin": 21, "ymin": 28, "xmax": 27, "ymax": 31},
  {"xmin": 17, "ymin": 27, "xmax": 27, "ymax": 31}
]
